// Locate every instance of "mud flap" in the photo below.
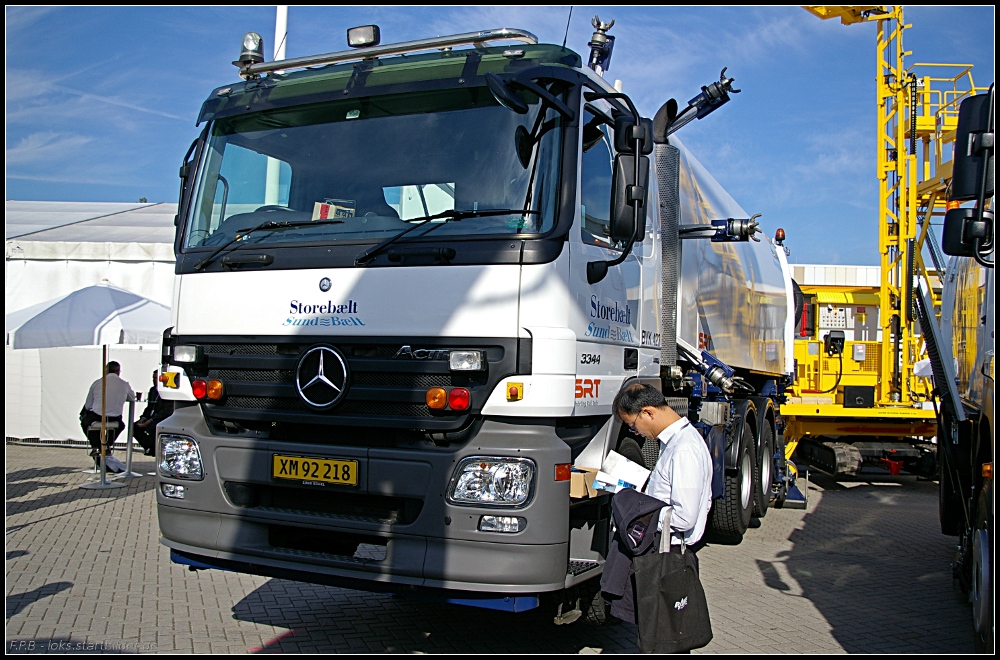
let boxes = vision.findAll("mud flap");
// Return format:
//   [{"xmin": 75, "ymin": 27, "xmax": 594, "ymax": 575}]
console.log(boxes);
[{"xmin": 707, "ymin": 424, "xmax": 726, "ymax": 499}]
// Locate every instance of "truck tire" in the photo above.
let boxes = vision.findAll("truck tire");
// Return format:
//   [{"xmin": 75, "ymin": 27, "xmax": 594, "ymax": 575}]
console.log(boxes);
[
  {"xmin": 753, "ymin": 422, "xmax": 774, "ymax": 518},
  {"xmin": 579, "ymin": 578, "xmax": 618, "ymax": 626},
  {"xmin": 973, "ymin": 489, "xmax": 994, "ymax": 653},
  {"xmin": 708, "ymin": 421, "xmax": 755, "ymax": 542},
  {"xmin": 616, "ymin": 437, "xmax": 647, "ymax": 469}
]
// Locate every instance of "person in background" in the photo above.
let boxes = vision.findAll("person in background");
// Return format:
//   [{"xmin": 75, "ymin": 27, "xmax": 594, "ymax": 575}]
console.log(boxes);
[
  {"xmin": 80, "ymin": 361, "xmax": 136, "ymax": 469},
  {"xmin": 134, "ymin": 370, "xmax": 173, "ymax": 457}
]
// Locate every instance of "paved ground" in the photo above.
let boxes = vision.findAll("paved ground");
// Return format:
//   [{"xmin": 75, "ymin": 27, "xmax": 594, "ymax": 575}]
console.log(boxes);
[{"xmin": 5, "ymin": 444, "xmax": 976, "ymax": 653}]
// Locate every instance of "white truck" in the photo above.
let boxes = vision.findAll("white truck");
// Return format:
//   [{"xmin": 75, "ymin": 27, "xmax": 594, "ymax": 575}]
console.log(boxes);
[{"xmin": 155, "ymin": 20, "xmax": 801, "ymax": 620}]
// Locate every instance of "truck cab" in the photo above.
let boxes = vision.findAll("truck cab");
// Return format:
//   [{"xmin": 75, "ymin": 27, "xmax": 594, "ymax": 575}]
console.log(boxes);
[{"xmin": 156, "ymin": 23, "xmax": 793, "ymax": 616}]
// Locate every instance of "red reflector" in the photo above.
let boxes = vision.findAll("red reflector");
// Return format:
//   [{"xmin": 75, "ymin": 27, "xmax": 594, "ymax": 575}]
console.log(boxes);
[
  {"xmin": 555, "ymin": 463, "xmax": 571, "ymax": 481},
  {"xmin": 448, "ymin": 388, "xmax": 470, "ymax": 410},
  {"xmin": 191, "ymin": 379, "xmax": 208, "ymax": 399}
]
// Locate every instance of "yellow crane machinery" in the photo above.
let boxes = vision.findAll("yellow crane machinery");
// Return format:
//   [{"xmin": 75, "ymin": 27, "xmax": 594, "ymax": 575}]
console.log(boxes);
[{"xmin": 783, "ymin": 6, "xmax": 989, "ymax": 476}]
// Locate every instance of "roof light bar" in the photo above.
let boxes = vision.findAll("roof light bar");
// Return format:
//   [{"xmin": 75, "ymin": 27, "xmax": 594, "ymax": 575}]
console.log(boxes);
[{"xmin": 236, "ymin": 27, "xmax": 538, "ymax": 80}]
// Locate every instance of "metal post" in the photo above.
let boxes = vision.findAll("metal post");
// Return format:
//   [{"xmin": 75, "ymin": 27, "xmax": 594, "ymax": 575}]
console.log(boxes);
[{"xmin": 264, "ymin": 5, "xmax": 288, "ymax": 205}]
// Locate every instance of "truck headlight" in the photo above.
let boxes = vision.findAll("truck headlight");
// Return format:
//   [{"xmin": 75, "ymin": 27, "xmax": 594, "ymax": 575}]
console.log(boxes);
[
  {"xmin": 159, "ymin": 434, "xmax": 204, "ymax": 480},
  {"xmin": 448, "ymin": 456, "xmax": 534, "ymax": 507},
  {"xmin": 449, "ymin": 350, "xmax": 484, "ymax": 371},
  {"xmin": 172, "ymin": 345, "xmax": 202, "ymax": 363}
]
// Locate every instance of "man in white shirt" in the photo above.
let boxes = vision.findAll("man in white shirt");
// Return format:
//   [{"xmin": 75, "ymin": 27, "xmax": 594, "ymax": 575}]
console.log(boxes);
[
  {"xmin": 81, "ymin": 361, "xmax": 136, "ymax": 460},
  {"xmin": 614, "ymin": 383, "xmax": 713, "ymax": 561}
]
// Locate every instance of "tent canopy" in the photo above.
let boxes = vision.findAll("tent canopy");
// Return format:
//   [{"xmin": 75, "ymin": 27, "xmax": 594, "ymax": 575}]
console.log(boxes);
[{"xmin": 6, "ymin": 281, "xmax": 170, "ymax": 349}]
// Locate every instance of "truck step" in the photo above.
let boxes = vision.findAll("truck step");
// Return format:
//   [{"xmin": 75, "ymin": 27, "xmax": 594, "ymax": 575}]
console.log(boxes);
[
  {"xmin": 567, "ymin": 559, "xmax": 602, "ymax": 577},
  {"xmin": 780, "ymin": 481, "xmax": 808, "ymax": 510}
]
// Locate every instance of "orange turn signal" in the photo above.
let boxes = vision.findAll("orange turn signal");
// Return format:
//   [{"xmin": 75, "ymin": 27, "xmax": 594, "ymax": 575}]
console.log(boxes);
[
  {"xmin": 207, "ymin": 379, "xmax": 224, "ymax": 400},
  {"xmin": 983, "ymin": 463, "xmax": 993, "ymax": 479},
  {"xmin": 426, "ymin": 387, "xmax": 447, "ymax": 409},
  {"xmin": 555, "ymin": 463, "xmax": 571, "ymax": 481}
]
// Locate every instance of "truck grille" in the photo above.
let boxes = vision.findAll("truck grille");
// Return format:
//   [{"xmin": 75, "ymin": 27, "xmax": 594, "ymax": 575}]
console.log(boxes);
[
  {"xmin": 222, "ymin": 396, "xmax": 435, "ymax": 418},
  {"xmin": 177, "ymin": 336, "xmax": 522, "ymax": 432}
]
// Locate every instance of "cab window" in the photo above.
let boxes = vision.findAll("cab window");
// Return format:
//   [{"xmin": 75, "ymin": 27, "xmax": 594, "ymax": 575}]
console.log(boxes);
[{"xmin": 580, "ymin": 107, "xmax": 617, "ymax": 250}]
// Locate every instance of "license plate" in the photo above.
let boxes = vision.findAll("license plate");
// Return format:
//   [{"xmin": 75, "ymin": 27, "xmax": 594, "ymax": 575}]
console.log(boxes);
[{"xmin": 272, "ymin": 454, "xmax": 358, "ymax": 486}]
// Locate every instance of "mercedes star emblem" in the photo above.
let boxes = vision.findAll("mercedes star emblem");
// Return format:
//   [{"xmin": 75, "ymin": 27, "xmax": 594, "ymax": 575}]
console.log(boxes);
[
  {"xmin": 319, "ymin": 277, "xmax": 332, "ymax": 292},
  {"xmin": 295, "ymin": 345, "xmax": 349, "ymax": 409}
]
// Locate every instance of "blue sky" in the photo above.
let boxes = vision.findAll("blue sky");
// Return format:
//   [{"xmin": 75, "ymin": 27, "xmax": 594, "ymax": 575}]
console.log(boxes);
[{"xmin": 5, "ymin": 6, "xmax": 994, "ymax": 265}]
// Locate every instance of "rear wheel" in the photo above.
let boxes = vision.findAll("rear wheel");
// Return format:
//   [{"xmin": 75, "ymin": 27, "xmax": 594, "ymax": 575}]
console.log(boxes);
[
  {"xmin": 754, "ymin": 422, "xmax": 774, "ymax": 518},
  {"xmin": 708, "ymin": 421, "xmax": 755, "ymax": 542},
  {"xmin": 972, "ymin": 489, "xmax": 994, "ymax": 653}
]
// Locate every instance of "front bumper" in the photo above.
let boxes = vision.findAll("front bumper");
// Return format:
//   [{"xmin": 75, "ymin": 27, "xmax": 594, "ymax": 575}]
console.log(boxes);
[{"xmin": 156, "ymin": 405, "xmax": 573, "ymax": 593}]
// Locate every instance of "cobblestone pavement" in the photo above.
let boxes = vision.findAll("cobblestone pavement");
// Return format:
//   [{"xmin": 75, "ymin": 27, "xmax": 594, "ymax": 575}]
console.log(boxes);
[{"xmin": 5, "ymin": 445, "xmax": 975, "ymax": 653}]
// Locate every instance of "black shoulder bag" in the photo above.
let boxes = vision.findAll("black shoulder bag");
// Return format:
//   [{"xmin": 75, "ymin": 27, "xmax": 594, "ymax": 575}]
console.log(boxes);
[{"xmin": 633, "ymin": 514, "xmax": 713, "ymax": 653}]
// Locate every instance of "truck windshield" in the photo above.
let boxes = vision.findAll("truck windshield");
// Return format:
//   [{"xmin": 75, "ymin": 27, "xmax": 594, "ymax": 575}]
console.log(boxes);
[{"xmin": 182, "ymin": 87, "xmax": 567, "ymax": 251}]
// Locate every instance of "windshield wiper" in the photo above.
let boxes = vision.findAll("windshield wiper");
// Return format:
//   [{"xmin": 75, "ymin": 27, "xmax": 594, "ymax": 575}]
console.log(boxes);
[
  {"xmin": 354, "ymin": 208, "xmax": 539, "ymax": 266},
  {"xmin": 193, "ymin": 218, "xmax": 344, "ymax": 271}
]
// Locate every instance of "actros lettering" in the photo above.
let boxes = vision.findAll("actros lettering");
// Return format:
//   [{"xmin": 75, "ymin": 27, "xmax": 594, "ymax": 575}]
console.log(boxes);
[{"xmin": 393, "ymin": 346, "xmax": 451, "ymax": 360}]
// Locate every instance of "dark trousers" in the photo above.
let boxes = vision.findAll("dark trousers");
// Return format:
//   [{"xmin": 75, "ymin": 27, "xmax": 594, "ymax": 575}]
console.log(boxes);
[
  {"xmin": 133, "ymin": 424, "xmax": 156, "ymax": 452},
  {"xmin": 81, "ymin": 410, "xmax": 124, "ymax": 453}
]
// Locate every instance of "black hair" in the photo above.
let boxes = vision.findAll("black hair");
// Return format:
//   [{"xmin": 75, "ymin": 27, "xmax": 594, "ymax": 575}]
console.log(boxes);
[
  {"xmin": 107, "ymin": 361, "xmax": 121, "ymax": 374},
  {"xmin": 613, "ymin": 383, "xmax": 668, "ymax": 418}
]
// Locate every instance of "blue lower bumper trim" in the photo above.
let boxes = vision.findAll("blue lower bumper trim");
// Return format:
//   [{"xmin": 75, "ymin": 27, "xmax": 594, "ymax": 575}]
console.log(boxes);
[
  {"xmin": 443, "ymin": 595, "xmax": 539, "ymax": 612},
  {"xmin": 170, "ymin": 550, "xmax": 234, "ymax": 572}
]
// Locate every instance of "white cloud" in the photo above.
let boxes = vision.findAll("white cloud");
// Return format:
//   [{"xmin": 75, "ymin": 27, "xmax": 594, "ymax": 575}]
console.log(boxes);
[
  {"xmin": 6, "ymin": 132, "xmax": 94, "ymax": 165},
  {"xmin": 4, "ymin": 6, "xmax": 59, "ymax": 34},
  {"xmin": 48, "ymin": 85, "xmax": 187, "ymax": 121}
]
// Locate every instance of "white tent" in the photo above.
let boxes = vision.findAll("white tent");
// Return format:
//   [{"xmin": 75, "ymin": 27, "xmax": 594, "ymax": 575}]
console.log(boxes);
[
  {"xmin": 6, "ymin": 281, "xmax": 171, "ymax": 349},
  {"xmin": 5, "ymin": 201, "xmax": 177, "ymax": 443}
]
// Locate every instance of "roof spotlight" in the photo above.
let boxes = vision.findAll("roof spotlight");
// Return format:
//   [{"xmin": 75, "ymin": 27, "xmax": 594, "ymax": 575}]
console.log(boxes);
[
  {"xmin": 233, "ymin": 32, "xmax": 265, "ymax": 69},
  {"xmin": 347, "ymin": 25, "xmax": 381, "ymax": 49}
]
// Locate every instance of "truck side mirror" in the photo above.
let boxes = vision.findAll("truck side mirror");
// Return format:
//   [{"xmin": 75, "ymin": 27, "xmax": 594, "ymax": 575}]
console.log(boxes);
[
  {"xmin": 945, "ymin": 87, "xmax": 995, "ymax": 267},
  {"xmin": 942, "ymin": 207, "xmax": 994, "ymax": 256},
  {"xmin": 613, "ymin": 115, "xmax": 653, "ymax": 156},
  {"xmin": 609, "ymin": 154, "xmax": 649, "ymax": 242},
  {"xmin": 950, "ymin": 93, "xmax": 994, "ymax": 202}
]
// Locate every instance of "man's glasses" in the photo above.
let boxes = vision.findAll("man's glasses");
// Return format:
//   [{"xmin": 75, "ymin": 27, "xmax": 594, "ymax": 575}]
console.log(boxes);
[{"xmin": 624, "ymin": 413, "xmax": 640, "ymax": 433}]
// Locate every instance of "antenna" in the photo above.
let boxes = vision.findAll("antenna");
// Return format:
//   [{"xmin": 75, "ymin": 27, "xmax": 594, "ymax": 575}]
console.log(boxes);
[{"xmin": 562, "ymin": 7, "xmax": 573, "ymax": 48}]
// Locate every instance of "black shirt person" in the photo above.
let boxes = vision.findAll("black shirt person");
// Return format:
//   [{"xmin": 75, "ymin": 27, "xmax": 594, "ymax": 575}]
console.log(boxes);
[{"xmin": 134, "ymin": 370, "xmax": 173, "ymax": 456}]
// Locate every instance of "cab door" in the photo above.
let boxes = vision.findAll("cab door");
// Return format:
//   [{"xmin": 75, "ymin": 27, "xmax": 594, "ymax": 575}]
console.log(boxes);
[{"xmin": 568, "ymin": 103, "xmax": 642, "ymax": 413}]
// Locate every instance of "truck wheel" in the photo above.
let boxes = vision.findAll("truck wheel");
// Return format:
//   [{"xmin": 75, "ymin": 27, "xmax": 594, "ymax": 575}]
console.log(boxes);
[
  {"xmin": 616, "ymin": 437, "xmax": 647, "ymax": 469},
  {"xmin": 579, "ymin": 578, "xmax": 618, "ymax": 626},
  {"xmin": 972, "ymin": 489, "xmax": 994, "ymax": 653},
  {"xmin": 708, "ymin": 421, "xmax": 755, "ymax": 542},
  {"xmin": 753, "ymin": 422, "xmax": 774, "ymax": 518}
]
